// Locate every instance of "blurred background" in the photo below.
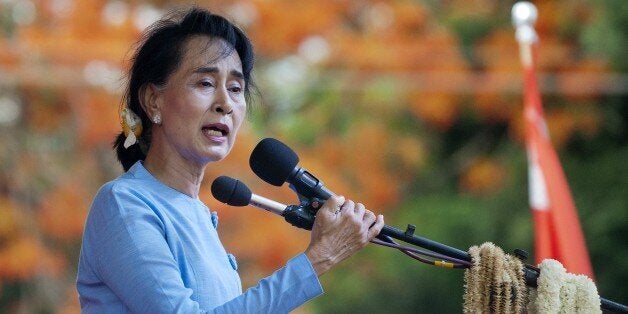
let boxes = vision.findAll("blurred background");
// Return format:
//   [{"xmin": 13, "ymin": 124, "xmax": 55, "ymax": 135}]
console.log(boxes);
[{"xmin": 0, "ymin": 0, "xmax": 626, "ymax": 312}]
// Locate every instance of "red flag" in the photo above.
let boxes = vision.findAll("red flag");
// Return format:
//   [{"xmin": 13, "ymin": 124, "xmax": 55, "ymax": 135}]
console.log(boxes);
[{"xmin": 517, "ymin": 7, "xmax": 595, "ymax": 278}]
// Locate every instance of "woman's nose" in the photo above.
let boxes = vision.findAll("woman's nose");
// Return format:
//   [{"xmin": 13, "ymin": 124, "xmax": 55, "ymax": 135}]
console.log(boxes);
[
  {"xmin": 212, "ymin": 88, "xmax": 233, "ymax": 114},
  {"xmin": 214, "ymin": 103, "xmax": 233, "ymax": 114}
]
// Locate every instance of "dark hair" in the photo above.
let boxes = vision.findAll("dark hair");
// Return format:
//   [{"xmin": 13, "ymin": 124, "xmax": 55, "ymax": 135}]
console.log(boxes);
[{"xmin": 113, "ymin": 7, "xmax": 255, "ymax": 171}]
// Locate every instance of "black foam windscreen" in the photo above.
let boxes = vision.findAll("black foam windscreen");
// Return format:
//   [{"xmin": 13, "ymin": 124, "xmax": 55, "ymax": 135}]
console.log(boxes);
[
  {"xmin": 249, "ymin": 138, "xmax": 299, "ymax": 186},
  {"xmin": 211, "ymin": 176, "xmax": 251, "ymax": 206}
]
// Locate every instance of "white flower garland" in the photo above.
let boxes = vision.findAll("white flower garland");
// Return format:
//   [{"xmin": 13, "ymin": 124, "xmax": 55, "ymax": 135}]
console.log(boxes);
[{"xmin": 528, "ymin": 259, "xmax": 601, "ymax": 314}]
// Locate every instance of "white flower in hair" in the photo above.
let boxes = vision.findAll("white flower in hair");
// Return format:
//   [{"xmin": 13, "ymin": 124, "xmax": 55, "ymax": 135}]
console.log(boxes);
[{"xmin": 120, "ymin": 108, "xmax": 143, "ymax": 148}]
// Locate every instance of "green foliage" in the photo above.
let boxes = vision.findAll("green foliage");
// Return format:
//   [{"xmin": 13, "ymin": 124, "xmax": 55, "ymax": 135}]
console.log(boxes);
[
  {"xmin": 582, "ymin": 1, "xmax": 628, "ymax": 71},
  {"xmin": 563, "ymin": 141, "xmax": 628, "ymax": 306}
]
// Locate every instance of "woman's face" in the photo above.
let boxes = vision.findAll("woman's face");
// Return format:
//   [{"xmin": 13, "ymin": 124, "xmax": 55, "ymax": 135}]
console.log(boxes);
[{"xmin": 151, "ymin": 36, "xmax": 247, "ymax": 165}]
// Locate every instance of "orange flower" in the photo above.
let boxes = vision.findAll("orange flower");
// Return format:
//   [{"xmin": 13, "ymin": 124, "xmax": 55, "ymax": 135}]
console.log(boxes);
[
  {"xmin": 408, "ymin": 92, "xmax": 460, "ymax": 131},
  {"xmin": 460, "ymin": 158, "xmax": 508, "ymax": 195},
  {"xmin": 38, "ymin": 179, "xmax": 89, "ymax": 241},
  {"xmin": 0, "ymin": 197, "xmax": 22, "ymax": 239},
  {"xmin": 0, "ymin": 237, "xmax": 40, "ymax": 280}
]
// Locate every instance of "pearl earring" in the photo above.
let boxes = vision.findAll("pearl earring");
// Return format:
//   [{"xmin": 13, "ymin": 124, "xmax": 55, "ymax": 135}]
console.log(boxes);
[{"xmin": 153, "ymin": 113, "xmax": 162, "ymax": 124}]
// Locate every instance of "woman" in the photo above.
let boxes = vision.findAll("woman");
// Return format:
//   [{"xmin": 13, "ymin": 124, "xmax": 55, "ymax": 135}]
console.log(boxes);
[{"xmin": 77, "ymin": 7, "xmax": 385, "ymax": 313}]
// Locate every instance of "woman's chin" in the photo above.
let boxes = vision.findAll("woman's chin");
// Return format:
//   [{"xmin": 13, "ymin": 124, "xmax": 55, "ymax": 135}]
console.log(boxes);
[{"xmin": 202, "ymin": 146, "xmax": 230, "ymax": 163}]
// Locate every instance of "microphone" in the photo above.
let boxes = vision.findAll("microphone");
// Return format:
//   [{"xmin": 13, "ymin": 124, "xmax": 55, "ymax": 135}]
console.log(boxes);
[
  {"xmin": 211, "ymin": 176, "xmax": 287, "ymax": 216},
  {"xmin": 249, "ymin": 138, "xmax": 335, "ymax": 201},
  {"xmin": 211, "ymin": 175, "xmax": 318, "ymax": 229}
]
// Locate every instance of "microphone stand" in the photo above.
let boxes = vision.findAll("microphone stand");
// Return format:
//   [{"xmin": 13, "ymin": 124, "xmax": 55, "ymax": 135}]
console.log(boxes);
[{"xmin": 282, "ymin": 196, "xmax": 627, "ymax": 313}]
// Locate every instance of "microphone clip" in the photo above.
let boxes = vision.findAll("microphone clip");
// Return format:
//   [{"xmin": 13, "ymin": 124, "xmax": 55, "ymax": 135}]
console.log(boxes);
[
  {"xmin": 283, "ymin": 169, "xmax": 337, "ymax": 230},
  {"xmin": 283, "ymin": 189, "xmax": 329, "ymax": 230},
  {"xmin": 283, "ymin": 203, "xmax": 318, "ymax": 230}
]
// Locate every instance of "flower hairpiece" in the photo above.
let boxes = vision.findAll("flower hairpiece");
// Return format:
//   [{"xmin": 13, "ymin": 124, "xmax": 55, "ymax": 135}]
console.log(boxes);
[{"xmin": 120, "ymin": 108, "xmax": 143, "ymax": 148}]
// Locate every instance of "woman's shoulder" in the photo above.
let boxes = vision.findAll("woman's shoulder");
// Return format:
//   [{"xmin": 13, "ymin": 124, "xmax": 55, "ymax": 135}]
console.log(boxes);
[
  {"xmin": 96, "ymin": 179, "xmax": 159, "ymax": 211},
  {"xmin": 95, "ymin": 162, "xmax": 154, "ymax": 197},
  {"xmin": 89, "ymin": 165, "xmax": 160, "ymax": 216},
  {"xmin": 94, "ymin": 175, "xmax": 143, "ymax": 202},
  {"xmin": 87, "ymin": 175, "xmax": 166, "ymax": 234}
]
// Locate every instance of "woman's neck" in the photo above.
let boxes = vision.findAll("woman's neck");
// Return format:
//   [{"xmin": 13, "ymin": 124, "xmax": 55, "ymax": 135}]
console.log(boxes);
[{"xmin": 143, "ymin": 146, "xmax": 205, "ymax": 198}]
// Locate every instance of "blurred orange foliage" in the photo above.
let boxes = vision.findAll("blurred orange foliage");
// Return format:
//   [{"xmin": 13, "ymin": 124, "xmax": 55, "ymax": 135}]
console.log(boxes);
[
  {"xmin": 0, "ymin": 236, "xmax": 65, "ymax": 281},
  {"xmin": 408, "ymin": 92, "xmax": 460, "ymax": 130},
  {"xmin": 459, "ymin": 157, "xmax": 508, "ymax": 195},
  {"xmin": 0, "ymin": 0, "xmax": 616, "ymax": 311},
  {"xmin": 38, "ymin": 179, "xmax": 90, "ymax": 241}
]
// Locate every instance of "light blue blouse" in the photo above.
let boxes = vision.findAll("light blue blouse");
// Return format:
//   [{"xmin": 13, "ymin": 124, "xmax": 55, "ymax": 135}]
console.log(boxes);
[{"xmin": 77, "ymin": 162, "xmax": 323, "ymax": 313}]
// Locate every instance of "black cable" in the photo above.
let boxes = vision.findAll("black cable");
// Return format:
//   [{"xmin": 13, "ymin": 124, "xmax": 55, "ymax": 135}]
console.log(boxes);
[{"xmin": 371, "ymin": 236, "xmax": 471, "ymax": 269}]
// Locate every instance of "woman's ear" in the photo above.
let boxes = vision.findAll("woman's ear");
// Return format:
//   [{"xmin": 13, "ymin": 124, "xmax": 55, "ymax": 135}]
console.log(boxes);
[{"xmin": 138, "ymin": 83, "xmax": 162, "ymax": 121}]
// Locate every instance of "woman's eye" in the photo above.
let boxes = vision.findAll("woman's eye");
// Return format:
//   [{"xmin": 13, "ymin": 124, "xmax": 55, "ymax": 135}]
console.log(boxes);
[
  {"xmin": 199, "ymin": 81, "xmax": 214, "ymax": 88},
  {"xmin": 229, "ymin": 85, "xmax": 242, "ymax": 93}
]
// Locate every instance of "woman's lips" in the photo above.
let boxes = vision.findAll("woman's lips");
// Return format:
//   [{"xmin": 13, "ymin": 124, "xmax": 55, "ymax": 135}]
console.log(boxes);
[
  {"xmin": 202, "ymin": 123, "xmax": 230, "ymax": 143},
  {"xmin": 202, "ymin": 123, "xmax": 230, "ymax": 135}
]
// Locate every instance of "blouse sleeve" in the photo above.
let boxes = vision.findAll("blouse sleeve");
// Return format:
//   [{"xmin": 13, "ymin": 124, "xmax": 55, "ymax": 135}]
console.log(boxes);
[
  {"xmin": 79, "ymin": 184, "xmax": 323, "ymax": 313},
  {"xmin": 217, "ymin": 253, "xmax": 323, "ymax": 313}
]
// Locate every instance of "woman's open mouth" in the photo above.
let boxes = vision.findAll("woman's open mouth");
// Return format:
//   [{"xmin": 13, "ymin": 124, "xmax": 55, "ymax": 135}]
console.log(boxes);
[{"xmin": 202, "ymin": 123, "xmax": 230, "ymax": 136}]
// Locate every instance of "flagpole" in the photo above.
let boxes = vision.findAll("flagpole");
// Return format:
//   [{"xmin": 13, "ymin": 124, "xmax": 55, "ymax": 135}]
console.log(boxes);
[
  {"xmin": 514, "ymin": 0, "xmax": 596, "ymax": 279},
  {"xmin": 512, "ymin": 2, "xmax": 627, "ymax": 312}
]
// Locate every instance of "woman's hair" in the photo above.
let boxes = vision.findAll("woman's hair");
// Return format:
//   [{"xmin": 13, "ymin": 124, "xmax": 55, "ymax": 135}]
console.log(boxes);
[{"xmin": 113, "ymin": 7, "xmax": 255, "ymax": 171}]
